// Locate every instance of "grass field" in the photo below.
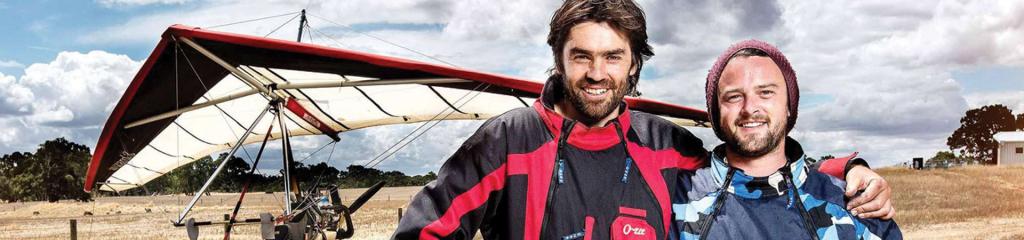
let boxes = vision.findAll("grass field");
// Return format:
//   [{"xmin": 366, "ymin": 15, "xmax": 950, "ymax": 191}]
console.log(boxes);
[
  {"xmin": 2, "ymin": 165, "xmax": 1024, "ymax": 239},
  {"xmin": 881, "ymin": 165, "xmax": 1024, "ymax": 239},
  {"xmin": 0, "ymin": 186, "xmax": 421, "ymax": 239}
]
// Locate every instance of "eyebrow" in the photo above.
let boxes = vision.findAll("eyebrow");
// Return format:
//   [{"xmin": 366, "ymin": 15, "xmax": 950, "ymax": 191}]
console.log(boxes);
[
  {"xmin": 755, "ymin": 83, "xmax": 780, "ymax": 90},
  {"xmin": 720, "ymin": 88, "xmax": 742, "ymax": 97},
  {"xmin": 569, "ymin": 47, "xmax": 626, "ymax": 56},
  {"xmin": 720, "ymin": 83, "xmax": 779, "ymax": 97}
]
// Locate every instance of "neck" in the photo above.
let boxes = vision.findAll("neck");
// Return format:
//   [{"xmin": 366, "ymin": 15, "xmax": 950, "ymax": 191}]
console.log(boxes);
[
  {"xmin": 553, "ymin": 100, "xmax": 619, "ymax": 128},
  {"xmin": 724, "ymin": 138, "xmax": 788, "ymax": 177}
]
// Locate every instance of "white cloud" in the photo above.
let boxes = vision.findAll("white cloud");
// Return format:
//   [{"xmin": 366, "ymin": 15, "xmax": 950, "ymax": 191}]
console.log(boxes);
[
  {"xmin": 790, "ymin": 130, "xmax": 947, "ymax": 167},
  {"xmin": 0, "ymin": 51, "xmax": 140, "ymax": 154},
  {"xmin": 858, "ymin": 0, "xmax": 1024, "ymax": 68},
  {"xmin": 0, "ymin": 72, "xmax": 34, "ymax": 114},
  {"xmin": 0, "ymin": 60, "xmax": 24, "ymax": 68},
  {"xmin": 18, "ymin": 51, "xmax": 141, "ymax": 126},
  {"xmin": 442, "ymin": 0, "xmax": 556, "ymax": 42},
  {"xmin": 966, "ymin": 91, "xmax": 1024, "ymax": 113}
]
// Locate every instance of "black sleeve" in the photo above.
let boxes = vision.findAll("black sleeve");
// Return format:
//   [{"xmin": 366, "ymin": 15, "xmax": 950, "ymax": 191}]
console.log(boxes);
[{"xmin": 392, "ymin": 118, "xmax": 509, "ymax": 239}]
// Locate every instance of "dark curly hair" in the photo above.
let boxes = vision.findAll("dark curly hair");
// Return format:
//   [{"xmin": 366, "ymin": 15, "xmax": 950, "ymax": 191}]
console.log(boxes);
[{"xmin": 547, "ymin": 0, "xmax": 654, "ymax": 96}]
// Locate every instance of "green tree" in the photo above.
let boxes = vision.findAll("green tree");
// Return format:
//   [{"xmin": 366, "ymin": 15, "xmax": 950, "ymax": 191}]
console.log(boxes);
[
  {"xmin": 947, "ymin": 105, "xmax": 1020, "ymax": 164},
  {"xmin": 0, "ymin": 138, "xmax": 93, "ymax": 202},
  {"xmin": 926, "ymin": 151, "xmax": 957, "ymax": 167},
  {"xmin": 34, "ymin": 138, "xmax": 92, "ymax": 202},
  {"xmin": 0, "ymin": 152, "xmax": 33, "ymax": 202}
]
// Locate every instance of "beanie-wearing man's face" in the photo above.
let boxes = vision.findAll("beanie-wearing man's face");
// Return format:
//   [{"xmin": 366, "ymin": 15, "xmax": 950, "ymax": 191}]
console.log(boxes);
[
  {"xmin": 560, "ymin": 21, "xmax": 635, "ymax": 125},
  {"xmin": 717, "ymin": 56, "xmax": 788, "ymax": 157}
]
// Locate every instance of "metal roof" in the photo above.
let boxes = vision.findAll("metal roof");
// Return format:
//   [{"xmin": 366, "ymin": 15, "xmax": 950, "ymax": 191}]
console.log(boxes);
[{"xmin": 994, "ymin": 131, "xmax": 1024, "ymax": 143}]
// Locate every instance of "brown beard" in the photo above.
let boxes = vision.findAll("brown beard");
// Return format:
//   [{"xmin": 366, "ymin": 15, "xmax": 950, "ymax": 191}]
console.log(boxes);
[
  {"xmin": 723, "ymin": 114, "xmax": 786, "ymax": 157},
  {"xmin": 562, "ymin": 75, "xmax": 628, "ymax": 125}
]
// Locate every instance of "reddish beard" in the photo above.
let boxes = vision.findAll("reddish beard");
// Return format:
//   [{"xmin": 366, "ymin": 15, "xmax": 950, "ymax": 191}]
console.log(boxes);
[
  {"xmin": 722, "ymin": 113, "xmax": 786, "ymax": 157},
  {"xmin": 562, "ymin": 76, "xmax": 628, "ymax": 125}
]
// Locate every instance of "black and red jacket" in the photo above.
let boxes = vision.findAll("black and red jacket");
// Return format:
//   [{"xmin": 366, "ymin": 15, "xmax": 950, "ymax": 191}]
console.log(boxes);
[{"xmin": 393, "ymin": 79, "xmax": 855, "ymax": 240}]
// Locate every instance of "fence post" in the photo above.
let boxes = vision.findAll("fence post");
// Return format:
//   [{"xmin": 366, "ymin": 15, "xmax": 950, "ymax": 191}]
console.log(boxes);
[
  {"xmin": 398, "ymin": 208, "xmax": 403, "ymax": 223},
  {"xmin": 70, "ymin": 219, "xmax": 78, "ymax": 240}
]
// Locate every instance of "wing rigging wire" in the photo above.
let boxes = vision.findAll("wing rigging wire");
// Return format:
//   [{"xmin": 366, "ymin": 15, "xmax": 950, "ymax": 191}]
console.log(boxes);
[
  {"xmin": 203, "ymin": 11, "xmax": 301, "ymax": 30},
  {"xmin": 173, "ymin": 40, "xmax": 259, "ymax": 165},
  {"xmin": 298, "ymin": 14, "xmax": 497, "ymax": 169},
  {"xmin": 366, "ymin": 84, "xmax": 493, "ymax": 169},
  {"xmin": 263, "ymin": 13, "xmax": 302, "ymax": 38}
]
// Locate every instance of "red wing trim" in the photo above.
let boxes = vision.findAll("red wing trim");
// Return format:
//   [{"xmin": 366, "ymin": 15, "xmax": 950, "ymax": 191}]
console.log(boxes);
[
  {"xmin": 169, "ymin": 24, "xmax": 546, "ymax": 95},
  {"xmin": 284, "ymin": 98, "xmax": 340, "ymax": 141},
  {"xmin": 419, "ymin": 164, "xmax": 508, "ymax": 239},
  {"xmin": 84, "ymin": 35, "xmax": 173, "ymax": 193}
]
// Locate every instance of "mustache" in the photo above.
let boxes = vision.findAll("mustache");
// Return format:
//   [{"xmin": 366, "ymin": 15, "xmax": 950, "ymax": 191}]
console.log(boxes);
[{"xmin": 733, "ymin": 113, "xmax": 770, "ymax": 125}]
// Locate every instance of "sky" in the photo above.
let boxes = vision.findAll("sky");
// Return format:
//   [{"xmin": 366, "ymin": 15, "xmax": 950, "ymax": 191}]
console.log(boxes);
[{"xmin": 0, "ymin": 0, "xmax": 1022, "ymax": 176}]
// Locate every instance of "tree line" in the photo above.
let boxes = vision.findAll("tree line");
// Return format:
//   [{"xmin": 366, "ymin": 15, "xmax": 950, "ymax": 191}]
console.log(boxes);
[
  {"xmin": 0, "ymin": 138, "xmax": 437, "ymax": 202},
  {"xmin": 131, "ymin": 153, "xmax": 438, "ymax": 196}
]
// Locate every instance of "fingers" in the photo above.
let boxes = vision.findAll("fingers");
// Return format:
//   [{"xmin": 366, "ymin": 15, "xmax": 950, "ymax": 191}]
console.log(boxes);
[
  {"xmin": 845, "ymin": 171, "xmax": 865, "ymax": 197},
  {"xmin": 883, "ymin": 206, "xmax": 896, "ymax": 220},
  {"xmin": 855, "ymin": 199, "xmax": 893, "ymax": 219},
  {"xmin": 847, "ymin": 178, "xmax": 880, "ymax": 210},
  {"xmin": 849, "ymin": 178, "xmax": 895, "ymax": 220}
]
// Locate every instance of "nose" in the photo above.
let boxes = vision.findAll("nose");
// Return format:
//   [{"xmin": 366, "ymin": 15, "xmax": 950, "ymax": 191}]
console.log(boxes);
[
  {"xmin": 585, "ymin": 60, "xmax": 607, "ymax": 82},
  {"xmin": 740, "ymin": 95, "xmax": 761, "ymax": 117}
]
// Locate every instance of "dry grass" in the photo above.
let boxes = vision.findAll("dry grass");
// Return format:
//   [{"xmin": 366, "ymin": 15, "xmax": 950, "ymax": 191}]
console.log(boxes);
[
  {"xmin": 0, "ymin": 186, "xmax": 422, "ymax": 239},
  {"xmin": 881, "ymin": 165, "xmax": 1024, "ymax": 239},
  {"xmin": 4, "ymin": 166, "xmax": 1024, "ymax": 239}
]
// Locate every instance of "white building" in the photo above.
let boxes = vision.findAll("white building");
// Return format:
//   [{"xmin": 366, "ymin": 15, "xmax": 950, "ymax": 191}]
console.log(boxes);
[{"xmin": 994, "ymin": 131, "xmax": 1024, "ymax": 166}]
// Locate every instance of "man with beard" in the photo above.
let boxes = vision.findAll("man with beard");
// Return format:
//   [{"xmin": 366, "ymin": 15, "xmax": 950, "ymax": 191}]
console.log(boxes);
[
  {"xmin": 395, "ymin": 1, "xmax": 892, "ymax": 239},
  {"xmin": 672, "ymin": 40, "xmax": 901, "ymax": 240}
]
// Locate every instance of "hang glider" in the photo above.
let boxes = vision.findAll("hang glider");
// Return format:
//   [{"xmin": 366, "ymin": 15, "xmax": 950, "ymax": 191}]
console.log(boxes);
[{"xmin": 83, "ymin": 24, "xmax": 709, "ymax": 194}]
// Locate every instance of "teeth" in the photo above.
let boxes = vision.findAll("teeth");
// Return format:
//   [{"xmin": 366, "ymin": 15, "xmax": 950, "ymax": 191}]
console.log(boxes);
[
  {"xmin": 741, "ymin": 122, "xmax": 765, "ymax": 128},
  {"xmin": 585, "ymin": 88, "xmax": 608, "ymax": 95}
]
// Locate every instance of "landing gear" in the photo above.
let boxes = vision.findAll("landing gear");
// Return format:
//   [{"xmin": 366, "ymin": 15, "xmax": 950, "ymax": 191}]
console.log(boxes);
[{"xmin": 178, "ymin": 181, "xmax": 385, "ymax": 240}]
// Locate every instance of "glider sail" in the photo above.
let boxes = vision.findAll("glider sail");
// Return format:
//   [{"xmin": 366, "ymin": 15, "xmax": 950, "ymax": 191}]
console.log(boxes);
[{"xmin": 84, "ymin": 24, "xmax": 708, "ymax": 193}]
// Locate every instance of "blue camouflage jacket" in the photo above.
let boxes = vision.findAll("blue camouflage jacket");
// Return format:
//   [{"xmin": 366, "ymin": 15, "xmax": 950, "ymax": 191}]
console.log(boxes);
[{"xmin": 672, "ymin": 138, "xmax": 901, "ymax": 240}]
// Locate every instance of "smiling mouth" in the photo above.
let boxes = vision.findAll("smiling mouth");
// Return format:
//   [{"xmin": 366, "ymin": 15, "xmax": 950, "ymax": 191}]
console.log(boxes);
[
  {"xmin": 738, "ymin": 121, "xmax": 767, "ymax": 128},
  {"xmin": 584, "ymin": 88, "xmax": 608, "ymax": 95}
]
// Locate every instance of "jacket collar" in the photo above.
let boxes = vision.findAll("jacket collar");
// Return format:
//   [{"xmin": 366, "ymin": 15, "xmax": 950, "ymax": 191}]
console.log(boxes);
[
  {"xmin": 709, "ymin": 137, "xmax": 809, "ymax": 199},
  {"xmin": 534, "ymin": 75, "xmax": 632, "ymax": 151}
]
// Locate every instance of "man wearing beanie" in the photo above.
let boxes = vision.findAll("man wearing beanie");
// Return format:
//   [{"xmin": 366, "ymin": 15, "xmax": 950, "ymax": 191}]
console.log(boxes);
[
  {"xmin": 672, "ymin": 40, "xmax": 902, "ymax": 239},
  {"xmin": 395, "ymin": 1, "xmax": 894, "ymax": 238}
]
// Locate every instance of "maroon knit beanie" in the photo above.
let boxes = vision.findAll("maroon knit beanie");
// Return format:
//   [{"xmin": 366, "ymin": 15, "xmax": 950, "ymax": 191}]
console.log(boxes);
[{"xmin": 705, "ymin": 39, "xmax": 799, "ymax": 141}]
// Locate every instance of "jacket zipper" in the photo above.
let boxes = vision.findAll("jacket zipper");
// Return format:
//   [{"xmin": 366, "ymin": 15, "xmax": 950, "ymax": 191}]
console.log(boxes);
[
  {"xmin": 699, "ymin": 168, "xmax": 735, "ymax": 240},
  {"xmin": 784, "ymin": 168, "xmax": 820, "ymax": 240},
  {"xmin": 540, "ymin": 119, "xmax": 575, "ymax": 238},
  {"xmin": 613, "ymin": 123, "xmax": 664, "ymax": 238}
]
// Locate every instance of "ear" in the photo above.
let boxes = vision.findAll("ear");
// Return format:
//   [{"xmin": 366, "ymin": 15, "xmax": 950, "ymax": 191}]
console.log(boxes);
[{"xmin": 629, "ymin": 63, "xmax": 639, "ymax": 77}]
